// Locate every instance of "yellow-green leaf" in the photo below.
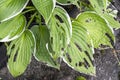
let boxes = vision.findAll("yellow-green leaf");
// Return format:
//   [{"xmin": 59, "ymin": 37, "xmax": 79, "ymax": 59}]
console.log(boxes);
[
  {"xmin": 0, "ymin": 0, "xmax": 29, "ymax": 22},
  {"xmin": 0, "ymin": 15, "xmax": 26, "ymax": 42},
  {"xmin": 7, "ymin": 30, "xmax": 35, "ymax": 77},
  {"xmin": 63, "ymin": 21, "xmax": 95, "ymax": 75},
  {"xmin": 32, "ymin": 0, "xmax": 56, "ymax": 24},
  {"xmin": 76, "ymin": 12, "xmax": 115, "ymax": 48}
]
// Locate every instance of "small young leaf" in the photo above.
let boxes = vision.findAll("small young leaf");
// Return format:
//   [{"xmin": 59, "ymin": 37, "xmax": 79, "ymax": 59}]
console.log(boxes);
[
  {"xmin": 0, "ymin": 15, "xmax": 26, "ymax": 42},
  {"xmin": 63, "ymin": 21, "xmax": 95, "ymax": 75},
  {"xmin": 7, "ymin": 30, "xmax": 35, "ymax": 77},
  {"xmin": 0, "ymin": 0, "xmax": 29, "ymax": 22},
  {"xmin": 32, "ymin": 0, "xmax": 56, "ymax": 24},
  {"xmin": 76, "ymin": 12, "xmax": 115, "ymax": 48},
  {"xmin": 48, "ymin": 6, "xmax": 72, "ymax": 60},
  {"xmin": 31, "ymin": 25, "xmax": 59, "ymax": 69}
]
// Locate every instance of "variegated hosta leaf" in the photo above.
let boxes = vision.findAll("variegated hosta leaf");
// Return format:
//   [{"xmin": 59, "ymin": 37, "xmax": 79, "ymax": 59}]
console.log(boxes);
[
  {"xmin": 32, "ymin": 0, "xmax": 56, "ymax": 24},
  {"xmin": 57, "ymin": 0, "xmax": 78, "ymax": 5},
  {"xmin": 0, "ymin": 0, "xmax": 29, "ymax": 22},
  {"xmin": 89, "ymin": 0, "xmax": 108, "ymax": 13},
  {"xmin": 76, "ymin": 12, "xmax": 115, "ymax": 48},
  {"xmin": 7, "ymin": 30, "xmax": 35, "ymax": 77},
  {"xmin": 48, "ymin": 6, "xmax": 72, "ymax": 60},
  {"xmin": 0, "ymin": 15, "xmax": 26, "ymax": 42},
  {"xmin": 102, "ymin": 12, "xmax": 120, "ymax": 29},
  {"xmin": 31, "ymin": 25, "xmax": 59, "ymax": 69},
  {"xmin": 63, "ymin": 21, "xmax": 95, "ymax": 75}
]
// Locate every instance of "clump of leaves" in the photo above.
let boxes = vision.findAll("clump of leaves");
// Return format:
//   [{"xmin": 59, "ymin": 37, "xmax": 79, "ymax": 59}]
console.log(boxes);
[{"xmin": 0, "ymin": 0, "xmax": 120, "ymax": 77}]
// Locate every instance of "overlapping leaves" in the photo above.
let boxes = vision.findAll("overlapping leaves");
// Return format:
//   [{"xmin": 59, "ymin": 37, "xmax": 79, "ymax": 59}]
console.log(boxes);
[
  {"xmin": 0, "ymin": 15, "xmax": 26, "ymax": 42},
  {"xmin": 7, "ymin": 30, "xmax": 35, "ymax": 77},
  {"xmin": 31, "ymin": 25, "xmax": 59, "ymax": 69},
  {"xmin": 0, "ymin": 0, "xmax": 28, "ymax": 22},
  {"xmin": 57, "ymin": 0, "xmax": 78, "ymax": 5},
  {"xmin": 48, "ymin": 6, "xmax": 72, "ymax": 60},
  {"xmin": 89, "ymin": 0, "xmax": 108, "ymax": 13},
  {"xmin": 32, "ymin": 0, "xmax": 56, "ymax": 24},
  {"xmin": 63, "ymin": 21, "xmax": 95, "ymax": 75}
]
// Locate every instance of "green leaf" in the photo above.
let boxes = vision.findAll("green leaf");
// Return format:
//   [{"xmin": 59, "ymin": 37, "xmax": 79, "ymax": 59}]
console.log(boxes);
[
  {"xmin": 63, "ymin": 21, "xmax": 95, "ymax": 75},
  {"xmin": 102, "ymin": 12, "xmax": 120, "ymax": 29},
  {"xmin": 31, "ymin": 25, "xmax": 59, "ymax": 69},
  {"xmin": 89, "ymin": 0, "xmax": 108, "ymax": 13},
  {"xmin": 32, "ymin": 0, "xmax": 56, "ymax": 24},
  {"xmin": 57, "ymin": 0, "xmax": 78, "ymax": 5},
  {"xmin": 0, "ymin": 15, "xmax": 26, "ymax": 42},
  {"xmin": 76, "ymin": 76, "xmax": 86, "ymax": 80},
  {"xmin": 76, "ymin": 12, "xmax": 115, "ymax": 48},
  {"xmin": 48, "ymin": 6, "xmax": 72, "ymax": 60},
  {"xmin": 7, "ymin": 30, "xmax": 35, "ymax": 77},
  {"xmin": 0, "ymin": 0, "xmax": 29, "ymax": 22}
]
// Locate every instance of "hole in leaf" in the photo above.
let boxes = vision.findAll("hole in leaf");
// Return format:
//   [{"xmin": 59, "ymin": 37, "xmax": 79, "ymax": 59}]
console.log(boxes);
[
  {"xmin": 11, "ymin": 44, "xmax": 15, "ymax": 49},
  {"xmin": 75, "ymin": 63, "xmax": 78, "ymax": 67},
  {"xmin": 56, "ymin": 22, "xmax": 60, "ymax": 27},
  {"xmin": 55, "ymin": 15, "xmax": 63, "ymax": 23},
  {"xmin": 67, "ymin": 1, "xmax": 71, "ymax": 3},
  {"xmin": 105, "ymin": 33, "xmax": 114, "ymax": 46},
  {"xmin": 102, "ymin": 9, "xmax": 105, "ymax": 13},
  {"xmin": 61, "ymin": 48, "xmax": 64, "ymax": 51},
  {"xmin": 66, "ymin": 53, "xmax": 72, "ymax": 63},
  {"xmin": 77, "ymin": 1, "xmax": 80, "ymax": 6},
  {"xmin": 79, "ymin": 62, "xmax": 83, "ymax": 67},
  {"xmin": 51, "ymin": 37, "xmax": 53, "ymax": 44},
  {"xmin": 85, "ymin": 18, "xmax": 92, "ymax": 23},
  {"xmin": 13, "ymin": 51, "xmax": 18, "ymax": 62},
  {"xmin": 75, "ymin": 43, "xmax": 82, "ymax": 52},
  {"xmin": 83, "ymin": 58, "xmax": 90, "ymax": 69},
  {"xmin": 84, "ymin": 51, "xmax": 94, "ymax": 66}
]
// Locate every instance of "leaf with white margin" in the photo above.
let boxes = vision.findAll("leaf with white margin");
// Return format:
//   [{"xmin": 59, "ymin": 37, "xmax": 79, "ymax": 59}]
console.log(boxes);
[
  {"xmin": 63, "ymin": 21, "xmax": 95, "ymax": 75},
  {"xmin": 102, "ymin": 12, "xmax": 120, "ymax": 29},
  {"xmin": 48, "ymin": 6, "xmax": 72, "ymax": 60},
  {"xmin": 32, "ymin": 0, "xmax": 56, "ymax": 24},
  {"xmin": 76, "ymin": 12, "xmax": 115, "ymax": 48},
  {"xmin": 31, "ymin": 25, "xmax": 59, "ymax": 69},
  {"xmin": 0, "ymin": 15, "xmax": 26, "ymax": 42},
  {"xmin": 7, "ymin": 30, "xmax": 35, "ymax": 77},
  {"xmin": 89, "ymin": 0, "xmax": 108, "ymax": 13},
  {"xmin": 0, "ymin": 0, "xmax": 29, "ymax": 22},
  {"xmin": 57, "ymin": 0, "xmax": 78, "ymax": 5}
]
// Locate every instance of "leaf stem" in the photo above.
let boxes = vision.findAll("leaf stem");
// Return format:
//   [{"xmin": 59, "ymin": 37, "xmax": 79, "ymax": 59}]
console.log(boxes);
[
  {"xmin": 22, "ymin": 9, "xmax": 35, "ymax": 14},
  {"xmin": 26, "ymin": 12, "xmax": 37, "ymax": 29}
]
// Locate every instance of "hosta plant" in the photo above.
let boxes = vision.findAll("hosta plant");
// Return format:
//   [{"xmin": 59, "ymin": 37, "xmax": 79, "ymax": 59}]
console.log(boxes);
[{"xmin": 0, "ymin": 0, "xmax": 120, "ymax": 77}]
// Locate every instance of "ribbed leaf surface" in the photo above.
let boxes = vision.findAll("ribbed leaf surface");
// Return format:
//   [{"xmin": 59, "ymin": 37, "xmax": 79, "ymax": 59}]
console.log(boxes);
[
  {"xmin": 63, "ymin": 21, "xmax": 95, "ymax": 75},
  {"xmin": 0, "ymin": 0, "xmax": 28, "ymax": 22},
  {"xmin": 7, "ymin": 30, "xmax": 35, "ymax": 77},
  {"xmin": 32, "ymin": 0, "xmax": 55, "ymax": 23},
  {"xmin": 31, "ymin": 25, "xmax": 59, "ymax": 69},
  {"xmin": 0, "ymin": 15, "xmax": 26, "ymax": 42},
  {"xmin": 48, "ymin": 6, "xmax": 72, "ymax": 60}
]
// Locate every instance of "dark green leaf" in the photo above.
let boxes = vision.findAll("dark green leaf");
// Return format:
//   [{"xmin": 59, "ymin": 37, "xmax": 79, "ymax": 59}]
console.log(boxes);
[{"xmin": 31, "ymin": 25, "xmax": 59, "ymax": 69}]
